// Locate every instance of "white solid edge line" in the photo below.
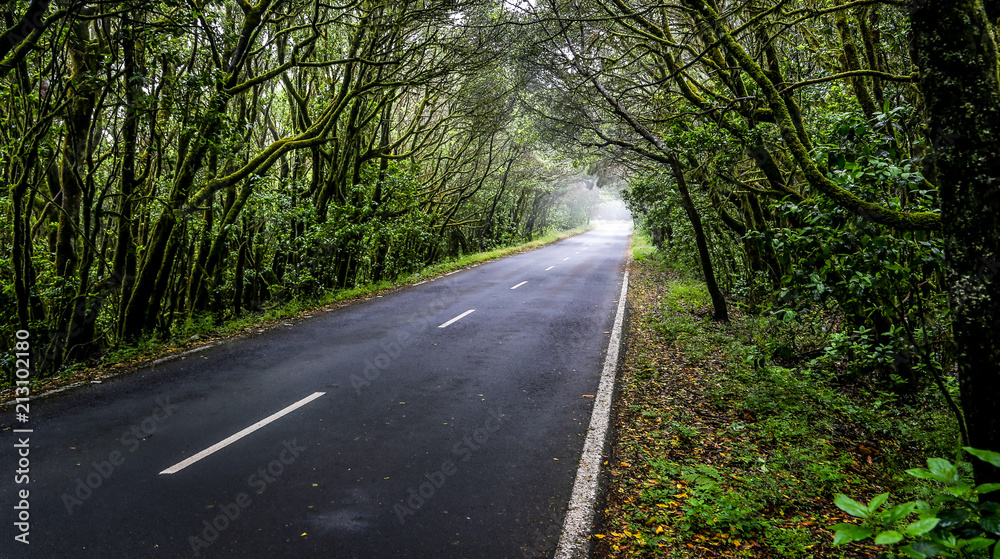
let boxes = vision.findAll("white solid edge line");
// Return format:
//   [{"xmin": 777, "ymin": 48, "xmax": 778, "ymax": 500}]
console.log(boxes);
[
  {"xmin": 545, "ymin": 266, "xmax": 555, "ymax": 271},
  {"xmin": 554, "ymin": 268, "xmax": 629, "ymax": 559},
  {"xmin": 160, "ymin": 391, "xmax": 326, "ymax": 475},
  {"xmin": 510, "ymin": 281, "xmax": 527, "ymax": 290},
  {"xmin": 438, "ymin": 309, "xmax": 475, "ymax": 328}
]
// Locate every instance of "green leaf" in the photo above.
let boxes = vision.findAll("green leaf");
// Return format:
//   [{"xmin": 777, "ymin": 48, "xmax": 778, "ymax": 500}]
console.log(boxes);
[
  {"xmin": 962, "ymin": 538, "xmax": 995, "ymax": 553},
  {"xmin": 881, "ymin": 502, "xmax": 918, "ymax": 524},
  {"xmin": 977, "ymin": 484, "xmax": 1000, "ymax": 495},
  {"xmin": 912, "ymin": 500, "xmax": 934, "ymax": 514},
  {"xmin": 835, "ymin": 494, "xmax": 871, "ymax": 519},
  {"xmin": 904, "ymin": 517, "xmax": 940, "ymax": 537},
  {"xmin": 900, "ymin": 544, "xmax": 928, "ymax": 559},
  {"xmin": 910, "ymin": 541, "xmax": 948, "ymax": 557},
  {"xmin": 945, "ymin": 484, "xmax": 973, "ymax": 497},
  {"xmin": 981, "ymin": 514, "xmax": 1000, "ymax": 536},
  {"xmin": 869, "ymin": 493, "xmax": 891, "ymax": 513},
  {"xmin": 906, "ymin": 468, "xmax": 939, "ymax": 481},
  {"xmin": 874, "ymin": 530, "xmax": 904, "ymax": 545},
  {"xmin": 832, "ymin": 523, "xmax": 873, "ymax": 545},
  {"xmin": 965, "ymin": 447, "xmax": 1000, "ymax": 468},
  {"xmin": 937, "ymin": 508, "xmax": 969, "ymax": 528},
  {"xmin": 927, "ymin": 458, "xmax": 959, "ymax": 483}
]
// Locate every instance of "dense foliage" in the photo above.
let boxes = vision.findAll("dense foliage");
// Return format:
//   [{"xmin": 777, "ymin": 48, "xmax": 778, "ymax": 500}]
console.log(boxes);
[{"xmin": 1, "ymin": 0, "xmax": 605, "ymax": 379}]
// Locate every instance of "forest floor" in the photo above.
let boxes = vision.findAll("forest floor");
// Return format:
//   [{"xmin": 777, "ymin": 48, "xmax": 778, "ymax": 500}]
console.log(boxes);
[
  {"xmin": 0, "ymin": 224, "xmax": 593, "ymax": 404},
  {"xmin": 592, "ymin": 236, "xmax": 959, "ymax": 559}
]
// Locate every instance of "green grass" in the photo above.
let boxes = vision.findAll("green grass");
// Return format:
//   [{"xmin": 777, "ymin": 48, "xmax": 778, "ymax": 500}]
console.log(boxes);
[{"xmin": 632, "ymin": 236, "xmax": 659, "ymax": 265}]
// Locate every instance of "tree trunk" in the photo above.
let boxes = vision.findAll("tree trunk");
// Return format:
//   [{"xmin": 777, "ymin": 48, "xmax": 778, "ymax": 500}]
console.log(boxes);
[
  {"xmin": 670, "ymin": 157, "xmax": 728, "ymax": 322},
  {"xmin": 910, "ymin": 0, "xmax": 1000, "ymax": 494},
  {"xmin": 10, "ymin": 146, "xmax": 37, "ymax": 330},
  {"xmin": 233, "ymin": 233, "xmax": 247, "ymax": 315},
  {"xmin": 146, "ymin": 225, "xmax": 184, "ymax": 331},
  {"xmin": 114, "ymin": 12, "xmax": 139, "ymax": 333},
  {"xmin": 122, "ymin": 214, "xmax": 176, "ymax": 338},
  {"xmin": 187, "ymin": 201, "xmax": 215, "ymax": 314},
  {"xmin": 835, "ymin": 11, "xmax": 878, "ymax": 119},
  {"xmin": 47, "ymin": 13, "xmax": 98, "ymax": 372}
]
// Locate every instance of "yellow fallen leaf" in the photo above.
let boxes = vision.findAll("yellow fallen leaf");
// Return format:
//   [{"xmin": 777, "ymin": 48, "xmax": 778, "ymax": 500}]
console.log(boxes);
[{"xmin": 593, "ymin": 534, "xmax": 605, "ymax": 539}]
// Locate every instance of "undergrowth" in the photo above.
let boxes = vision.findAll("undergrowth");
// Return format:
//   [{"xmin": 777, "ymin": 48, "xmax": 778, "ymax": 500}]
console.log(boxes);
[{"xmin": 594, "ymin": 233, "xmax": 961, "ymax": 559}]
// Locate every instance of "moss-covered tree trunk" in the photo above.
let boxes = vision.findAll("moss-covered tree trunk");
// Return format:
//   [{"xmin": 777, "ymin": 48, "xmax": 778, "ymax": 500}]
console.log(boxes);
[
  {"xmin": 114, "ymin": 12, "xmax": 139, "ymax": 330},
  {"xmin": 46, "ymin": 13, "xmax": 99, "ymax": 372},
  {"xmin": 670, "ymin": 156, "xmax": 728, "ymax": 322},
  {"xmin": 910, "ymin": 0, "xmax": 1000, "ymax": 494}
]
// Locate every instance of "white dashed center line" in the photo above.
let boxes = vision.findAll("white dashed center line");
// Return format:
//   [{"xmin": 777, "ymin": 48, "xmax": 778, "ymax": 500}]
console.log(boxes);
[
  {"xmin": 160, "ymin": 391, "xmax": 326, "ymax": 475},
  {"xmin": 563, "ymin": 257, "xmax": 570, "ymax": 261},
  {"xmin": 438, "ymin": 309, "xmax": 475, "ymax": 328},
  {"xmin": 510, "ymin": 281, "xmax": 527, "ymax": 290},
  {"xmin": 545, "ymin": 266, "xmax": 555, "ymax": 271}
]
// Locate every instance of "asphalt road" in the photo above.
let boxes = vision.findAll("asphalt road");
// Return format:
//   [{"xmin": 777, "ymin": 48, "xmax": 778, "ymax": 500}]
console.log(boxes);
[{"xmin": 1, "ymin": 222, "xmax": 631, "ymax": 559}]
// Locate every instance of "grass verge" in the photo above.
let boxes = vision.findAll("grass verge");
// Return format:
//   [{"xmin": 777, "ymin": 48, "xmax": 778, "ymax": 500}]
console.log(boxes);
[
  {"xmin": 0, "ymin": 224, "xmax": 593, "ymax": 403},
  {"xmin": 593, "ymin": 234, "xmax": 959, "ymax": 558}
]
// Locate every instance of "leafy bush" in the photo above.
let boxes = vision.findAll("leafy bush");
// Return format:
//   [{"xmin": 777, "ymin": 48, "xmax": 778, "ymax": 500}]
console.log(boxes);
[
  {"xmin": 763, "ymin": 111, "xmax": 948, "ymax": 393},
  {"xmin": 832, "ymin": 448, "xmax": 1000, "ymax": 558}
]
